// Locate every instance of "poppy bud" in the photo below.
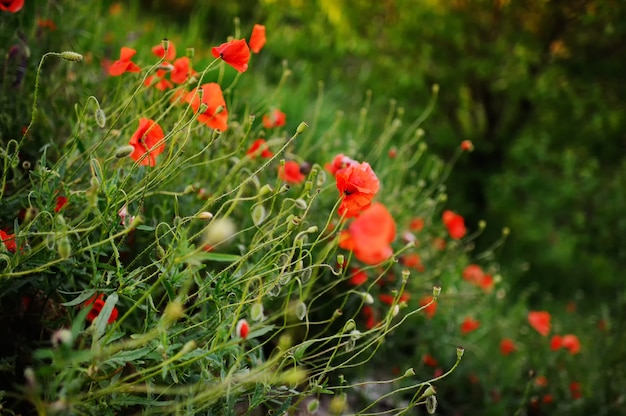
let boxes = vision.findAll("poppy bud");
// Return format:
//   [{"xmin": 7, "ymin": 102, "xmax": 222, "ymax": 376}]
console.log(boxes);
[
  {"xmin": 296, "ymin": 121, "xmax": 309, "ymax": 135},
  {"xmin": 401, "ymin": 269, "xmax": 410, "ymax": 283},
  {"xmin": 431, "ymin": 83, "xmax": 440, "ymax": 94},
  {"xmin": 426, "ymin": 395, "xmax": 438, "ymax": 414},
  {"xmin": 391, "ymin": 304, "xmax": 400, "ymax": 317},
  {"xmin": 236, "ymin": 319, "xmax": 249, "ymax": 339},
  {"xmin": 95, "ymin": 108, "xmax": 106, "ymax": 128},
  {"xmin": 362, "ymin": 292, "xmax": 374, "ymax": 305},
  {"xmin": 60, "ymin": 51, "xmax": 83, "ymax": 62},
  {"xmin": 433, "ymin": 285, "xmax": 442, "ymax": 298},
  {"xmin": 329, "ymin": 394, "xmax": 347, "ymax": 415},
  {"xmin": 252, "ymin": 204, "xmax": 266, "ymax": 226},
  {"xmin": 295, "ymin": 301, "xmax": 307, "ymax": 321},
  {"xmin": 197, "ymin": 211, "xmax": 213, "ymax": 220},
  {"xmin": 163, "ymin": 301, "xmax": 184, "ymax": 323},
  {"xmin": 251, "ymin": 303, "xmax": 264, "ymax": 322},
  {"xmin": 57, "ymin": 236, "xmax": 71, "ymax": 259},
  {"xmin": 180, "ymin": 340, "xmax": 197, "ymax": 355},
  {"xmin": 478, "ymin": 220, "xmax": 486, "ymax": 229},
  {"xmin": 115, "ymin": 145, "xmax": 135, "ymax": 159},
  {"xmin": 306, "ymin": 399, "xmax": 320, "ymax": 414},
  {"xmin": 51, "ymin": 328, "xmax": 73, "ymax": 348},
  {"xmin": 294, "ymin": 198, "xmax": 307, "ymax": 210},
  {"xmin": 502, "ymin": 227, "xmax": 510, "ymax": 236}
]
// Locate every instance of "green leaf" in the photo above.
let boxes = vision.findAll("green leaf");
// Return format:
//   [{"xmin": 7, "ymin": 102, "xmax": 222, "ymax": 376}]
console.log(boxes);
[{"xmin": 60, "ymin": 289, "xmax": 97, "ymax": 306}]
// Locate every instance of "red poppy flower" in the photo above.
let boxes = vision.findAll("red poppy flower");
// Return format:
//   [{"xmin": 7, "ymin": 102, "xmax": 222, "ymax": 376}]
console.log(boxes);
[
  {"xmin": 442, "ymin": 210, "xmax": 467, "ymax": 239},
  {"xmin": 460, "ymin": 140, "xmax": 474, "ymax": 151},
  {"xmin": 550, "ymin": 335, "xmax": 562, "ymax": 350},
  {"xmin": 409, "ymin": 217, "xmax": 424, "ymax": 232},
  {"xmin": 423, "ymin": 354, "xmax": 438, "ymax": 367},
  {"xmin": 535, "ymin": 376, "xmax": 548, "ymax": 387},
  {"xmin": 500, "ymin": 338, "xmax": 516, "ymax": 356},
  {"xmin": 479, "ymin": 274, "xmax": 494, "ymax": 292},
  {"xmin": 108, "ymin": 47, "xmax": 141, "ymax": 76},
  {"xmin": 419, "ymin": 296, "xmax": 437, "ymax": 318},
  {"xmin": 401, "ymin": 253, "xmax": 424, "ymax": 272},
  {"xmin": 460, "ymin": 316, "xmax": 480, "ymax": 335},
  {"xmin": 262, "ymin": 109, "xmax": 287, "ymax": 129},
  {"xmin": 246, "ymin": 138, "xmax": 273, "ymax": 158},
  {"xmin": 361, "ymin": 305, "xmax": 379, "ymax": 329},
  {"xmin": 335, "ymin": 162, "xmax": 380, "ymax": 218},
  {"xmin": 37, "ymin": 19, "xmax": 57, "ymax": 31},
  {"xmin": 186, "ymin": 83, "xmax": 229, "ymax": 131},
  {"xmin": 528, "ymin": 311, "xmax": 551, "ymax": 336},
  {"xmin": 542, "ymin": 394, "xmax": 554, "ymax": 404},
  {"xmin": 151, "ymin": 41, "xmax": 176, "ymax": 61},
  {"xmin": 0, "ymin": 0, "xmax": 23, "ymax": 12},
  {"xmin": 170, "ymin": 57, "xmax": 197, "ymax": 84},
  {"xmin": 561, "ymin": 334, "xmax": 581, "ymax": 354},
  {"xmin": 570, "ymin": 382, "xmax": 582, "ymax": 399},
  {"xmin": 55, "ymin": 196, "xmax": 68, "ymax": 212},
  {"xmin": 348, "ymin": 268, "xmax": 368, "ymax": 285},
  {"xmin": 129, "ymin": 118, "xmax": 166, "ymax": 167},
  {"xmin": 144, "ymin": 69, "xmax": 173, "ymax": 91},
  {"xmin": 0, "ymin": 229, "xmax": 16, "ymax": 252},
  {"xmin": 84, "ymin": 294, "xmax": 118, "ymax": 324},
  {"xmin": 462, "ymin": 264, "xmax": 484, "ymax": 283},
  {"xmin": 249, "ymin": 24, "xmax": 266, "ymax": 54},
  {"xmin": 378, "ymin": 293, "xmax": 395, "ymax": 306},
  {"xmin": 325, "ymin": 153, "xmax": 357, "ymax": 175},
  {"xmin": 339, "ymin": 203, "xmax": 396, "ymax": 265},
  {"xmin": 278, "ymin": 161, "xmax": 305, "ymax": 183},
  {"xmin": 211, "ymin": 39, "xmax": 250, "ymax": 73}
]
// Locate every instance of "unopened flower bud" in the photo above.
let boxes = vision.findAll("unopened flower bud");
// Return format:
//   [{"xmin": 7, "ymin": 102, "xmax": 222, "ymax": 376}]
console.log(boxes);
[
  {"xmin": 115, "ymin": 145, "xmax": 135, "ymax": 159},
  {"xmin": 502, "ymin": 227, "xmax": 510, "ymax": 236},
  {"xmin": 391, "ymin": 304, "xmax": 400, "ymax": 317},
  {"xmin": 197, "ymin": 211, "xmax": 213, "ymax": 220},
  {"xmin": 478, "ymin": 220, "xmax": 486, "ymax": 229},
  {"xmin": 180, "ymin": 340, "xmax": 197, "ymax": 355},
  {"xmin": 296, "ymin": 121, "xmax": 309, "ymax": 135},
  {"xmin": 163, "ymin": 301, "xmax": 184, "ymax": 323},
  {"xmin": 329, "ymin": 394, "xmax": 347, "ymax": 415},
  {"xmin": 236, "ymin": 319, "xmax": 250, "ymax": 339},
  {"xmin": 214, "ymin": 105, "xmax": 224, "ymax": 115},
  {"xmin": 306, "ymin": 398, "xmax": 320, "ymax": 414},
  {"xmin": 251, "ymin": 302, "xmax": 264, "ymax": 322},
  {"xmin": 295, "ymin": 301, "xmax": 307, "ymax": 321},
  {"xmin": 456, "ymin": 346, "xmax": 465, "ymax": 360},
  {"xmin": 431, "ymin": 83, "xmax": 440, "ymax": 94},
  {"xmin": 433, "ymin": 285, "xmax": 442, "ymax": 298},
  {"xmin": 60, "ymin": 51, "xmax": 83, "ymax": 62},
  {"xmin": 460, "ymin": 140, "xmax": 474, "ymax": 152},
  {"xmin": 401, "ymin": 269, "xmax": 410, "ymax": 283},
  {"xmin": 362, "ymin": 292, "xmax": 374, "ymax": 305},
  {"xmin": 426, "ymin": 395, "xmax": 438, "ymax": 414},
  {"xmin": 343, "ymin": 320, "xmax": 355, "ymax": 333},
  {"xmin": 51, "ymin": 328, "xmax": 73, "ymax": 348},
  {"xmin": 94, "ymin": 108, "xmax": 106, "ymax": 128},
  {"xmin": 57, "ymin": 236, "xmax": 71, "ymax": 259}
]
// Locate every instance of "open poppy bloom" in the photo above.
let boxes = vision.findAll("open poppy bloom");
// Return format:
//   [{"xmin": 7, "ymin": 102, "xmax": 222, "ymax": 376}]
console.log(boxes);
[
  {"xmin": 561, "ymin": 334, "xmax": 581, "ymax": 354},
  {"xmin": 262, "ymin": 109, "xmax": 287, "ymax": 129},
  {"xmin": 129, "ymin": 118, "xmax": 166, "ymax": 166},
  {"xmin": 84, "ymin": 294, "xmax": 118, "ymax": 324},
  {"xmin": 249, "ymin": 24, "xmax": 266, "ymax": 53},
  {"xmin": 170, "ymin": 57, "xmax": 197, "ymax": 84},
  {"xmin": 442, "ymin": 210, "xmax": 467, "ymax": 239},
  {"xmin": 212, "ymin": 39, "xmax": 250, "ymax": 73},
  {"xmin": 0, "ymin": 229, "xmax": 17, "ymax": 252},
  {"xmin": 339, "ymin": 202, "xmax": 396, "ymax": 265},
  {"xmin": 278, "ymin": 161, "xmax": 305, "ymax": 183},
  {"xmin": 528, "ymin": 311, "xmax": 551, "ymax": 336},
  {"xmin": 186, "ymin": 83, "xmax": 229, "ymax": 131},
  {"xmin": 460, "ymin": 316, "xmax": 480, "ymax": 335},
  {"xmin": 151, "ymin": 40, "xmax": 176, "ymax": 61},
  {"xmin": 0, "ymin": 0, "xmax": 23, "ymax": 12},
  {"xmin": 500, "ymin": 338, "xmax": 516, "ymax": 356},
  {"xmin": 246, "ymin": 139, "xmax": 273, "ymax": 159},
  {"xmin": 108, "ymin": 47, "xmax": 141, "ymax": 76},
  {"xmin": 336, "ymin": 162, "xmax": 380, "ymax": 218}
]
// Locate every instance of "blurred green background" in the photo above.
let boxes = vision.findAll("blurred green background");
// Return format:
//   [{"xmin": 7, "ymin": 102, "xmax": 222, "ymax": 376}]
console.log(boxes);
[{"xmin": 140, "ymin": 0, "xmax": 626, "ymax": 301}]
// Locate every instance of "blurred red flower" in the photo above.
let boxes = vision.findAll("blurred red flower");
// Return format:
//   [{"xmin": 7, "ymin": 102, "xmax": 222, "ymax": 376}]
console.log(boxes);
[
  {"xmin": 278, "ymin": 161, "xmax": 305, "ymax": 184},
  {"xmin": 409, "ymin": 217, "xmax": 424, "ymax": 232},
  {"xmin": 108, "ymin": 47, "xmax": 141, "ymax": 76},
  {"xmin": 550, "ymin": 335, "xmax": 562, "ymax": 350},
  {"xmin": 339, "ymin": 203, "xmax": 396, "ymax": 265},
  {"xmin": 423, "ymin": 354, "xmax": 438, "ymax": 367},
  {"xmin": 570, "ymin": 382, "xmax": 582, "ymax": 399},
  {"xmin": 170, "ymin": 57, "xmax": 197, "ymax": 84},
  {"xmin": 84, "ymin": 294, "xmax": 118, "ymax": 324},
  {"xmin": 419, "ymin": 296, "xmax": 437, "ymax": 319},
  {"xmin": 401, "ymin": 253, "xmax": 424, "ymax": 272},
  {"xmin": 442, "ymin": 210, "xmax": 466, "ymax": 239},
  {"xmin": 212, "ymin": 39, "xmax": 250, "ymax": 73},
  {"xmin": 144, "ymin": 69, "xmax": 173, "ymax": 91},
  {"xmin": 0, "ymin": 0, "xmax": 23, "ymax": 12},
  {"xmin": 262, "ymin": 109, "xmax": 287, "ymax": 129},
  {"xmin": 543, "ymin": 394, "xmax": 554, "ymax": 404},
  {"xmin": 246, "ymin": 139, "xmax": 273, "ymax": 159},
  {"xmin": 55, "ymin": 196, "xmax": 68, "ymax": 212},
  {"xmin": 186, "ymin": 83, "xmax": 229, "ymax": 131},
  {"xmin": 460, "ymin": 140, "xmax": 474, "ymax": 151},
  {"xmin": 500, "ymin": 338, "xmax": 516, "ymax": 356},
  {"xmin": 0, "ymin": 229, "xmax": 16, "ymax": 252},
  {"xmin": 348, "ymin": 268, "xmax": 368, "ymax": 285},
  {"xmin": 151, "ymin": 40, "xmax": 176, "ymax": 61},
  {"xmin": 462, "ymin": 264, "xmax": 484, "ymax": 283},
  {"xmin": 325, "ymin": 153, "xmax": 357, "ymax": 175},
  {"xmin": 561, "ymin": 334, "xmax": 581, "ymax": 354},
  {"xmin": 249, "ymin": 24, "xmax": 266, "ymax": 53},
  {"xmin": 129, "ymin": 118, "xmax": 165, "ymax": 166},
  {"xmin": 461, "ymin": 316, "xmax": 480, "ymax": 335},
  {"xmin": 528, "ymin": 311, "xmax": 551, "ymax": 336},
  {"xmin": 336, "ymin": 162, "xmax": 380, "ymax": 218}
]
